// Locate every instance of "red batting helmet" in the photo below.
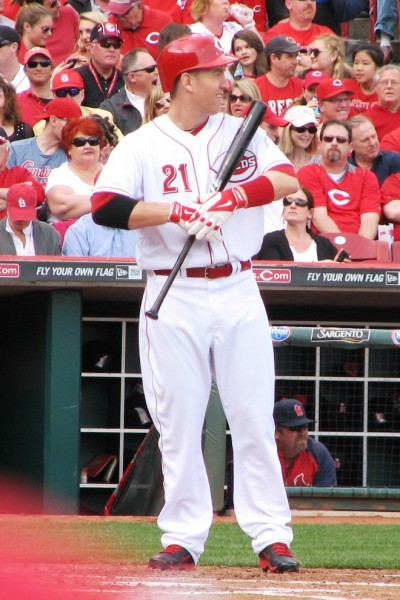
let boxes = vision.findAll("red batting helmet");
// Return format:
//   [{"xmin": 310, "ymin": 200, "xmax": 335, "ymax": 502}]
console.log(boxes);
[{"xmin": 157, "ymin": 34, "xmax": 238, "ymax": 93}]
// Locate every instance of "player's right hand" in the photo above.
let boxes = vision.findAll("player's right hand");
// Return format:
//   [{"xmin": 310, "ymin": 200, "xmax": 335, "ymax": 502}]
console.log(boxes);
[{"xmin": 168, "ymin": 201, "xmax": 197, "ymax": 232}]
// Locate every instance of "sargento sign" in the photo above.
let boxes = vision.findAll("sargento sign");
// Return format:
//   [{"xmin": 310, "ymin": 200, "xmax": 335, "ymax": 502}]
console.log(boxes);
[{"xmin": 311, "ymin": 328, "xmax": 370, "ymax": 343}]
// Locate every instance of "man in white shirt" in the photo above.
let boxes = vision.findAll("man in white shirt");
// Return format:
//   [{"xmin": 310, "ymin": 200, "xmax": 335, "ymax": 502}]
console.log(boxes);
[{"xmin": 0, "ymin": 26, "xmax": 29, "ymax": 93}]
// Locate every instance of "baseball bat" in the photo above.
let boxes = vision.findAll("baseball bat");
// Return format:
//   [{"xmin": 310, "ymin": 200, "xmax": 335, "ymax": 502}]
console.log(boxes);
[{"xmin": 145, "ymin": 99, "xmax": 267, "ymax": 320}]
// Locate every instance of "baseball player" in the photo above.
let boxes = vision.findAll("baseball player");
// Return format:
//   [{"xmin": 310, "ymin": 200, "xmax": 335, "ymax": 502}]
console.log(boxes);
[{"xmin": 91, "ymin": 34, "xmax": 300, "ymax": 573}]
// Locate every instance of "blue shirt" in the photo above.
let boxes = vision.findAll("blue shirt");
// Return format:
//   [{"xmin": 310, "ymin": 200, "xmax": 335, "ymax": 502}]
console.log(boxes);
[
  {"xmin": 349, "ymin": 150, "xmax": 400, "ymax": 187},
  {"xmin": 62, "ymin": 213, "xmax": 136, "ymax": 257}
]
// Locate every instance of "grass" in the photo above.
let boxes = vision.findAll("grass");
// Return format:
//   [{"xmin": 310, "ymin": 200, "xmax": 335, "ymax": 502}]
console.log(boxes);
[{"xmin": 0, "ymin": 518, "xmax": 399, "ymax": 569}]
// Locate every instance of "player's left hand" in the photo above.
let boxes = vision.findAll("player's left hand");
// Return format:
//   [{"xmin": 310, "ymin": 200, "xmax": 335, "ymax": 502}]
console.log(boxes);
[{"xmin": 188, "ymin": 187, "xmax": 246, "ymax": 242}]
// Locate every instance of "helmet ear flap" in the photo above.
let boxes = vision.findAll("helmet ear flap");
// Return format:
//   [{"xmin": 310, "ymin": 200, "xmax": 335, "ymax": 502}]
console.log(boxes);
[{"xmin": 157, "ymin": 33, "xmax": 238, "ymax": 93}]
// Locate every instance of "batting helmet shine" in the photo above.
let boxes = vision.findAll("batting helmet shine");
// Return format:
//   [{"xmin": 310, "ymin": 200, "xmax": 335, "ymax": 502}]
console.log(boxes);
[{"xmin": 157, "ymin": 34, "xmax": 238, "ymax": 93}]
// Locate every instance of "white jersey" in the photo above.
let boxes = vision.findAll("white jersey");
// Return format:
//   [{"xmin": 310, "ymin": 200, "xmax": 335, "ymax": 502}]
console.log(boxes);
[
  {"xmin": 189, "ymin": 21, "xmax": 242, "ymax": 55},
  {"xmin": 94, "ymin": 112, "xmax": 292, "ymax": 269}
]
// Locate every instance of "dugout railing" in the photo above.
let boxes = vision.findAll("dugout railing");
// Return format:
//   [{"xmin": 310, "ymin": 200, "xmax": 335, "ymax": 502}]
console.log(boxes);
[{"xmin": 270, "ymin": 325, "xmax": 400, "ymax": 511}]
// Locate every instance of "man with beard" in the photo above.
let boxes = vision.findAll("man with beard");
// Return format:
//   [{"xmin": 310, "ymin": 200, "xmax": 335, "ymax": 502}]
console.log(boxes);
[
  {"xmin": 297, "ymin": 119, "xmax": 381, "ymax": 238},
  {"xmin": 274, "ymin": 399, "xmax": 337, "ymax": 487}
]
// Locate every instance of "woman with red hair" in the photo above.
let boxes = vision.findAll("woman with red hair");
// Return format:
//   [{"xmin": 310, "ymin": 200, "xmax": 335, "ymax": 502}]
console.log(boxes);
[{"xmin": 45, "ymin": 116, "xmax": 105, "ymax": 230}]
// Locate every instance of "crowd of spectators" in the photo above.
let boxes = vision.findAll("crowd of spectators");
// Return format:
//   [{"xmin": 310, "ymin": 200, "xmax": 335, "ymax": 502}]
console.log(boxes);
[{"xmin": 0, "ymin": 0, "xmax": 399, "ymax": 257}]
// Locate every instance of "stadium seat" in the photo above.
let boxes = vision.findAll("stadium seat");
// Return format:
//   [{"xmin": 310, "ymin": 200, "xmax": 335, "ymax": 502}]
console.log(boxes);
[
  {"xmin": 320, "ymin": 232, "xmax": 391, "ymax": 261},
  {"xmin": 390, "ymin": 241, "xmax": 400, "ymax": 263}
]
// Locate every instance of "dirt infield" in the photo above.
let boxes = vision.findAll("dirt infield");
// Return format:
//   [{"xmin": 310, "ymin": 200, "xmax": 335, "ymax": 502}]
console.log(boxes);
[{"xmin": 1, "ymin": 513, "xmax": 400, "ymax": 599}]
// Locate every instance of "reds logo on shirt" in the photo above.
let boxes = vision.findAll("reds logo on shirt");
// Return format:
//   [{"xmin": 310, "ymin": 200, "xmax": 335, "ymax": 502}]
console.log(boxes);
[
  {"xmin": 211, "ymin": 150, "xmax": 258, "ymax": 183},
  {"xmin": 328, "ymin": 189, "xmax": 351, "ymax": 206}
]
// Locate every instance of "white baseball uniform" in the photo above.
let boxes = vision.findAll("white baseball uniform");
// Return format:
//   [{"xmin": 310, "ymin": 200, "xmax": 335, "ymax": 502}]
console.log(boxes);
[{"xmin": 94, "ymin": 112, "xmax": 294, "ymax": 562}]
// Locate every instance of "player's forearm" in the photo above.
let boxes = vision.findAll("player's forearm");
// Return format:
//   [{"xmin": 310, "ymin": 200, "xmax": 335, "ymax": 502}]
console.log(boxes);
[
  {"xmin": 128, "ymin": 201, "xmax": 171, "ymax": 229},
  {"xmin": 234, "ymin": 173, "xmax": 299, "ymax": 209}
]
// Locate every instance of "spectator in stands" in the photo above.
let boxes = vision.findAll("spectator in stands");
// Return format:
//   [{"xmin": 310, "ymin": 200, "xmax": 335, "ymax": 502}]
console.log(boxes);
[
  {"xmin": 45, "ymin": 116, "xmax": 105, "ymax": 229},
  {"xmin": 143, "ymin": 85, "xmax": 170, "ymax": 123},
  {"xmin": 0, "ymin": 136, "xmax": 45, "ymax": 219},
  {"xmin": 158, "ymin": 22, "xmax": 192, "ymax": 52},
  {"xmin": 62, "ymin": 212, "xmax": 136, "ymax": 256},
  {"xmin": 65, "ymin": 11, "xmax": 108, "ymax": 69},
  {"xmin": 374, "ymin": 0, "xmax": 397, "ymax": 64},
  {"xmin": 255, "ymin": 186, "xmax": 338, "ymax": 261},
  {"xmin": 7, "ymin": 98, "xmax": 82, "ymax": 187},
  {"xmin": 75, "ymin": 22, "xmax": 124, "ymax": 109},
  {"xmin": 273, "ymin": 398, "xmax": 337, "ymax": 486},
  {"xmin": 227, "ymin": 78, "xmax": 260, "ymax": 117},
  {"xmin": 17, "ymin": 47, "xmax": 53, "ymax": 127},
  {"xmin": 363, "ymin": 66, "xmax": 400, "ymax": 141},
  {"xmin": 33, "ymin": 69, "xmax": 122, "ymax": 140},
  {"xmin": 15, "ymin": 4, "xmax": 53, "ymax": 64},
  {"xmin": 308, "ymin": 33, "xmax": 352, "ymax": 80},
  {"xmin": 100, "ymin": 48, "xmax": 156, "ymax": 129},
  {"xmin": 0, "ymin": 182, "xmax": 61, "ymax": 255},
  {"xmin": 108, "ymin": 0, "xmax": 172, "ymax": 60},
  {"xmin": 298, "ymin": 119, "xmax": 381, "ymax": 239},
  {"xmin": 254, "ymin": 36, "xmax": 304, "ymax": 115},
  {"xmin": 292, "ymin": 69, "xmax": 329, "ymax": 117},
  {"xmin": 381, "ymin": 124, "xmax": 400, "ymax": 152},
  {"xmin": 317, "ymin": 77, "xmax": 354, "ymax": 123},
  {"xmin": 229, "ymin": 29, "xmax": 268, "ymax": 79},
  {"xmin": 0, "ymin": 76, "xmax": 33, "ymax": 142},
  {"xmin": 348, "ymin": 115, "xmax": 400, "ymax": 186},
  {"xmin": 189, "ymin": 0, "xmax": 261, "ymax": 54},
  {"xmin": 26, "ymin": 0, "xmax": 79, "ymax": 66},
  {"xmin": 0, "ymin": 26, "xmax": 29, "ymax": 93},
  {"xmin": 348, "ymin": 43, "xmax": 383, "ymax": 115},
  {"xmin": 279, "ymin": 105, "xmax": 318, "ymax": 171},
  {"xmin": 263, "ymin": 0, "xmax": 333, "ymax": 47}
]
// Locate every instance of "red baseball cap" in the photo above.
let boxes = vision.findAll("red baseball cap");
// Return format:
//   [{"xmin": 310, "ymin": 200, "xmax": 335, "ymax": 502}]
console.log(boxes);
[
  {"xmin": 24, "ymin": 46, "xmax": 52, "ymax": 66},
  {"xmin": 316, "ymin": 77, "xmax": 355, "ymax": 101},
  {"xmin": 51, "ymin": 69, "xmax": 83, "ymax": 91},
  {"xmin": 44, "ymin": 98, "xmax": 82, "ymax": 120},
  {"xmin": 303, "ymin": 70, "xmax": 330, "ymax": 90},
  {"xmin": 241, "ymin": 104, "xmax": 289, "ymax": 127},
  {"xmin": 90, "ymin": 22, "xmax": 123, "ymax": 41},
  {"xmin": 6, "ymin": 184, "xmax": 37, "ymax": 221}
]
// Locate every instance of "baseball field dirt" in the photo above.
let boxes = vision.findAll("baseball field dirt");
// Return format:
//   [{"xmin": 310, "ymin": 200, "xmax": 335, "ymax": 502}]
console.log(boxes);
[{"xmin": 1, "ymin": 513, "xmax": 399, "ymax": 599}]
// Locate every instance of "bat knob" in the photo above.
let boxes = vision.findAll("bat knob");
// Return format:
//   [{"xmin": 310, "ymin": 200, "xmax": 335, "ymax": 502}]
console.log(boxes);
[{"xmin": 145, "ymin": 310, "xmax": 159, "ymax": 320}]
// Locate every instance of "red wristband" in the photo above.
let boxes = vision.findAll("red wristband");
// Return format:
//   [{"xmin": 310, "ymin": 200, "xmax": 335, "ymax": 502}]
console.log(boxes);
[{"xmin": 241, "ymin": 176, "xmax": 275, "ymax": 208}]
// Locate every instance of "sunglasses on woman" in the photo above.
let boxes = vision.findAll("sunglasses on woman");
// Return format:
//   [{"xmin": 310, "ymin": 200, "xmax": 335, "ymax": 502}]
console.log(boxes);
[
  {"xmin": 307, "ymin": 48, "xmax": 330, "ymax": 58},
  {"xmin": 26, "ymin": 60, "xmax": 52, "ymax": 68},
  {"xmin": 291, "ymin": 125, "xmax": 317, "ymax": 134},
  {"xmin": 97, "ymin": 39, "xmax": 123, "ymax": 50},
  {"xmin": 41, "ymin": 26, "xmax": 54, "ymax": 34},
  {"xmin": 229, "ymin": 93, "xmax": 252, "ymax": 103},
  {"xmin": 155, "ymin": 98, "xmax": 171, "ymax": 109},
  {"xmin": 55, "ymin": 87, "xmax": 81, "ymax": 98},
  {"xmin": 283, "ymin": 197, "xmax": 309, "ymax": 207},
  {"xmin": 72, "ymin": 136, "xmax": 101, "ymax": 147}
]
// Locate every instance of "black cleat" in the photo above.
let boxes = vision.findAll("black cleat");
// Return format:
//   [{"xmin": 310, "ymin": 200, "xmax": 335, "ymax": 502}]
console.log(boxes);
[
  {"xmin": 148, "ymin": 544, "xmax": 195, "ymax": 570},
  {"xmin": 259, "ymin": 543, "xmax": 300, "ymax": 573}
]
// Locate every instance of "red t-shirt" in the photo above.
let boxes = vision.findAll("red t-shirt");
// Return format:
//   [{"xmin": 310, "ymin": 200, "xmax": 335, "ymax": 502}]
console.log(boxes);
[
  {"xmin": 146, "ymin": 0, "xmax": 193, "ymax": 24},
  {"xmin": 112, "ymin": 6, "xmax": 173, "ymax": 59},
  {"xmin": 381, "ymin": 127, "xmax": 400, "ymax": 152},
  {"xmin": 254, "ymin": 74, "xmax": 303, "ymax": 115},
  {"xmin": 363, "ymin": 104, "xmax": 400, "ymax": 141},
  {"xmin": 263, "ymin": 21, "xmax": 333, "ymax": 47},
  {"xmin": 297, "ymin": 163, "xmax": 381, "ymax": 234},
  {"xmin": 347, "ymin": 79, "xmax": 378, "ymax": 115},
  {"xmin": 16, "ymin": 91, "xmax": 51, "ymax": 127},
  {"xmin": 381, "ymin": 172, "xmax": 400, "ymax": 241}
]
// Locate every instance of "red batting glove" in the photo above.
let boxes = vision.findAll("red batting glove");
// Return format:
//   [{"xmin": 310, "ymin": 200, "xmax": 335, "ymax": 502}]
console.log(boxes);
[
  {"xmin": 168, "ymin": 201, "xmax": 197, "ymax": 232},
  {"xmin": 188, "ymin": 187, "xmax": 247, "ymax": 242}
]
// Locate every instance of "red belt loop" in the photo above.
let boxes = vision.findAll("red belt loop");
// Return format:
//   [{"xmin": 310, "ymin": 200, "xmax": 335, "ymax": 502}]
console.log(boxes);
[{"xmin": 153, "ymin": 260, "xmax": 251, "ymax": 279}]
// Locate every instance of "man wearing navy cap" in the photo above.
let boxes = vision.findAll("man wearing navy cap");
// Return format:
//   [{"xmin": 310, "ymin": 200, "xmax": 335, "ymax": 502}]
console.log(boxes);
[{"xmin": 274, "ymin": 399, "xmax": 337, "ymax": 486}]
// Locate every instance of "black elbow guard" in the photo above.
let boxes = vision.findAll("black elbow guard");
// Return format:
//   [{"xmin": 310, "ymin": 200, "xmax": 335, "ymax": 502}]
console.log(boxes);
[{"xmin": 93, "ymin": 194, "xmax": 139, "ymax": 229}]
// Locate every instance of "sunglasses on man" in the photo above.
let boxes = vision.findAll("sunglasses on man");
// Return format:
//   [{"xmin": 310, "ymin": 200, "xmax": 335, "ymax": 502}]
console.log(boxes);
[
  {"xmin": 95, "ymin": 39, "xmax": 123, "ymax": 50},
  {"xmin": 55, "ymin": 88, "xmax": 81, "ymax": 98},
  {"xmin": 26, "ymin": 60, "xmax": 52, "ymax": 69}
]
